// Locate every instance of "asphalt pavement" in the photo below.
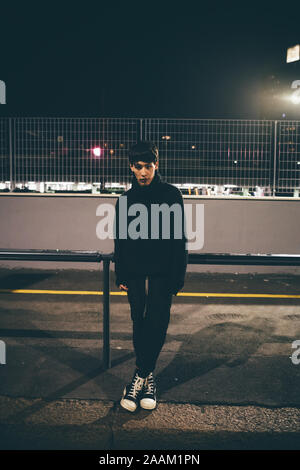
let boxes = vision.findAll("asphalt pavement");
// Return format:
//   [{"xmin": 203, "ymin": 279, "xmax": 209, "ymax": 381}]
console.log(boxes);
[{"xmin": 0, "ymin": 268, "xmax": 300, "ymax": 450}]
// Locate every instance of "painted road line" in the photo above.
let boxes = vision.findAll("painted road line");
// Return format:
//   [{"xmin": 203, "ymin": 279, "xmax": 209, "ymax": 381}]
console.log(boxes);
[
  {"xmin": 0, "ymin": 289, "xmax": 300, "ymax": 298},
  {"xmin": 177, "ymin": 292, "xmax": 300, "ymax": 298},
  {"xmin": 0, "ymin": 289, "xmax": 103, "ymax": 295}
]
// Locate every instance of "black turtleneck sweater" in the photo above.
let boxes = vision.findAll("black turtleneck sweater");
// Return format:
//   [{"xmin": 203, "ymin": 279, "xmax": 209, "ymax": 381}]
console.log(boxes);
[{"xmin": 113, "ymin": 172, "xmax": 188, "ymax": 295}]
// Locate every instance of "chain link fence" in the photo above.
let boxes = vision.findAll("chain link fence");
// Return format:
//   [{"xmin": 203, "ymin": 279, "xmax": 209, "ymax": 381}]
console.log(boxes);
[
  {"xmin": 277, "ymin": 121, "xmax": 300, "ymax": 196},
  {"xmin": 0, "ymin": 117, "xmax": 300, "ymax": 196}
]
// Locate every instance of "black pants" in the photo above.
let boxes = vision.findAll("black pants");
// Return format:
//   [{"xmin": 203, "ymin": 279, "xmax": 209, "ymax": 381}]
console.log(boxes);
[{"xmin": 126, "ymin": 275, "xmax": 173, "ymax": 377}]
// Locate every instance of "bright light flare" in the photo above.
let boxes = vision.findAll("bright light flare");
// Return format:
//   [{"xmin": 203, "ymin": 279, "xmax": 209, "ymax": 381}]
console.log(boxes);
[
  {"xmin": 92, "ymin": 147, "xmax": 101, "ymax": 157},
  {"xmin": 281, "ymin": 91, "xmax": 300, "ymax": 105},
  {"xmin": 290, "ymin": 93, "xmax": 300, "ymax": 105},
  {"xmin": 290, "ymin": 80, "xmax": 300, "ymax": 105}
]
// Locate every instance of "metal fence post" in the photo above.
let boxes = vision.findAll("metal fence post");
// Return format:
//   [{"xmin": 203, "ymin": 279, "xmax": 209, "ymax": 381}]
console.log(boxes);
[
  {"xmin": 102, "ymin": 254, "xmax": 111, "ymax": 369},
  {"xmin": 139, "ymin": 119, "xmax": 143, "ymax": 141},
  {"xmin": 9, "ymin": 118, "xmax": 15, "ymax": 192},
  {"xmin": 273, "ymin": 120, "xmax": 278, "ymax": 197}
]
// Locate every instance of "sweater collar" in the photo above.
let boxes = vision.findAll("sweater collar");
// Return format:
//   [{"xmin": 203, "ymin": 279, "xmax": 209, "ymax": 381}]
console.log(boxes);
[{"xmin": 131, "ymin": 171, "xmax": 162, "ymax": 192}]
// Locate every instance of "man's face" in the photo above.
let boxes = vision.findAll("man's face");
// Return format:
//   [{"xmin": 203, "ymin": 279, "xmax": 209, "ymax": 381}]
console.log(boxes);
[{"xmin": 130, "ymin": 160, "xmax": 158, "ymax": 186}]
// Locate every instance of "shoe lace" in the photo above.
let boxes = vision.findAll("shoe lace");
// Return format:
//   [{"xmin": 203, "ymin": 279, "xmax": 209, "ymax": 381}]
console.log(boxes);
[
  {"xmin": 144, "ymin": 373, "xmax": 154, "ymax": 394},
  {"xmin": 128, "ymin": 374, "xmax": 144, "ymax": 398}
]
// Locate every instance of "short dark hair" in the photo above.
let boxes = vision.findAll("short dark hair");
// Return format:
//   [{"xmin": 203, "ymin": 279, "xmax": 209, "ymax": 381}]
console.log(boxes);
[{"xmin": 129, "ymin": 141, "xmax": 159, "ymax": 164}]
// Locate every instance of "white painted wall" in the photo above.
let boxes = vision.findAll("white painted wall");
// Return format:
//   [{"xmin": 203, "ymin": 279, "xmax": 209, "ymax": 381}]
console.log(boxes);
[{"xmin": 0, "ymin": 194, "xmax": 300, "ymax": 274}]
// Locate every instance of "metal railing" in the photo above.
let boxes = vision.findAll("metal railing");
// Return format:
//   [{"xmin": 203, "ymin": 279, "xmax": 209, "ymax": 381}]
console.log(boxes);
[
  {"xmin": 1, "ymin": 117, "xmax": 300, "ymax": 197},
  {"xmin": 0, "ymin": 249, "xmax": 112, "ymax": 370},
  {"xmin": 1, "ymin": 249, "xmax": 300, "ymax": 370}
]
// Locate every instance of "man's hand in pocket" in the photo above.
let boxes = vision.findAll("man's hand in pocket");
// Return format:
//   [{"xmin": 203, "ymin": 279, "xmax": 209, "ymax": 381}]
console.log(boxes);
[{"xmin": 119, "ymin": 284, "xmax": 128, "ymax": 291}]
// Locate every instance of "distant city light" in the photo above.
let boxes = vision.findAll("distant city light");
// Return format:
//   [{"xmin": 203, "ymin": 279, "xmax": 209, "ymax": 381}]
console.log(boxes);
[
  {"xmin": 162, "ymin": 135, "xmax": 171, "ymax": 140},
  {"xmin": 93, "ymin": 147, "xmax": 101, "ymax": 157},
  {"xmin": 287, "ymin": 45, "xmax": 300, "ymax": 63}
]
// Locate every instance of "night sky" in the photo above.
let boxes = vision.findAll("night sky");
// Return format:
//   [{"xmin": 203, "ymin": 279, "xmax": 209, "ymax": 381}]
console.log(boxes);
[{"xmin": 1, "ymin": 2, "xmax": 299, "ymax": 119}]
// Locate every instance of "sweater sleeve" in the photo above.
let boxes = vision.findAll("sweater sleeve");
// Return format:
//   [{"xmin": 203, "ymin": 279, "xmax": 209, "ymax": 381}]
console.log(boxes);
[
  {"xmin": 169, "ymin": 189, "xmax": 188, "ymax": 295},
  {"xmin": 113, "ymin": 196, "xmax": 128, "ymax": 287}
]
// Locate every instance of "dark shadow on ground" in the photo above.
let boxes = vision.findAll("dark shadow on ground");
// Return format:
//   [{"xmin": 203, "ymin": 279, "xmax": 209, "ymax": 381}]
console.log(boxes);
[
  {"xmin": 0, "ymin": 271, "xmax": 56, "ymax": 289},
  {"xmin": 156, "ymin": 317, "xmax": 275, "ymax": 395}
]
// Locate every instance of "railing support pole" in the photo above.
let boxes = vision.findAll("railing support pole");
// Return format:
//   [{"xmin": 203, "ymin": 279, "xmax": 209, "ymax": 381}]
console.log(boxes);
[{"xmin": 102, "ymin": 254, "xmax": 111, "ymax": 370}]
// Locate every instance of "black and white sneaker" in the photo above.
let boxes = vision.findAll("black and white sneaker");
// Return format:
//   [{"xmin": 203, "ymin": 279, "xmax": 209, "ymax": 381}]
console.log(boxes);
[
  {"xmin": 140, "ymin": 372, "xmax": 157, "ymax": 410},
  {"xmin": 120, "ymin": 371, "xmax": 145, "ymax": 412}
]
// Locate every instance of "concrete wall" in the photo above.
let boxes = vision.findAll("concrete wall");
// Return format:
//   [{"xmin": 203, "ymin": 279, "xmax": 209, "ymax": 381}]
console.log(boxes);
[{"xmin": 1, "ymin": 194, "xmax": 300, "ymax": 274}]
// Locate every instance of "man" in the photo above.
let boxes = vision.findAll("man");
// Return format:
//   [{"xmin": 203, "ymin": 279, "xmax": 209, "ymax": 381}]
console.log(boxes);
[{"xmin": 114, "ymin": 141, "xmax": 187, "ymax": 412}]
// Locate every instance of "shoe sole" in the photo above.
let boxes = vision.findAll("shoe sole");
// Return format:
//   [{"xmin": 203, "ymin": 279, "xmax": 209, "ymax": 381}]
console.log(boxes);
[
  {"xmin": 140, "ymin": 399, "xmax": 156, "ymax": 410},
  {"xmin": 120, "ymin": 398, "xmax": 137, "ymax": 412}
]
